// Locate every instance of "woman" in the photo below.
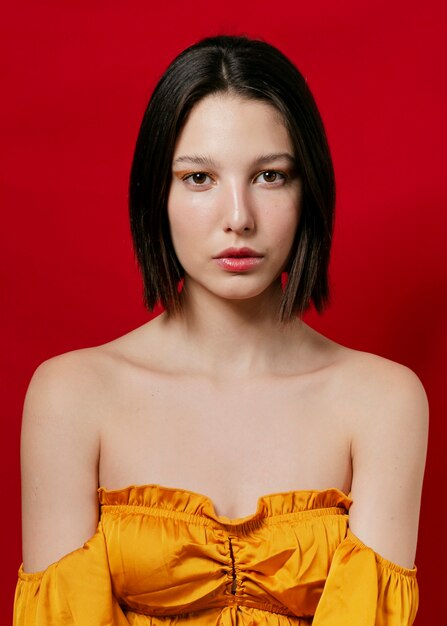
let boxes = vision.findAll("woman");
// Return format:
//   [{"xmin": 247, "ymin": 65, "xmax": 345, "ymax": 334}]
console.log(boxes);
[{"xmin": 14, "ymin": 35, "xmax": 428, "ymax": 625}]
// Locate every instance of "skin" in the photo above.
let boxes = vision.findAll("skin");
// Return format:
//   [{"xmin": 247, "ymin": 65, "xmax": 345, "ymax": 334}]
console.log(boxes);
[{"xmin": 21, "ymin": 95, "xmax": 428, "ymax": 576}]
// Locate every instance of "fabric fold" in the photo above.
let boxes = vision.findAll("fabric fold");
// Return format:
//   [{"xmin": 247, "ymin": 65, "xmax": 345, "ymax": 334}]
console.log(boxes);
[
  {"xmin": 13, "ymin": 485, "xmax": 419, "ymax": 625},
  {"xmin": 13, "ymin": 521, "xmax": 131, "ymax": 626},
  {"xmin": 312, "ymin": 529, "xmax": 418, "ymax": 626}
]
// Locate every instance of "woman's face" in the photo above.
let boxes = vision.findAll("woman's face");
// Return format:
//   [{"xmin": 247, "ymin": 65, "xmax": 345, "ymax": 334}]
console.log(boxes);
[{"xmin": 167, "ymin": 94, "xmax": 302, "ymax": 303}]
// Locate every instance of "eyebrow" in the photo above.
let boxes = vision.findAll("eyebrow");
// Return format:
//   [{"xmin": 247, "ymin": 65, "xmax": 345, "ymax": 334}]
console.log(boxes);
[
  {"xmin": 255, "ymin": 152, "xmax": 296, "ymax": 166},
  {"xmin": 173, "ymin": 154, "xmax": 218, "ymax": 167},
  {"xmin": 172, "ymin": 152, "xmax": 296, "ymax": 167}
]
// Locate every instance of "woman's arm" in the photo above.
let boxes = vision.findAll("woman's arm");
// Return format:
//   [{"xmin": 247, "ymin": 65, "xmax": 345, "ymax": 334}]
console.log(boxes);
[
  {"xmin": 14, "ymin": 352, "xmax": 134, "ymax": 624},
  {"xmin": 20, "ymin": 351, "xmax": 102, "ymax": 573},
  {"xmin": 312, "ymin": 357, "xmax": 428, "ymax": 625},
  {"xmin": 348, "ymin": 360, "xmax": 429, "ymax": 569}
]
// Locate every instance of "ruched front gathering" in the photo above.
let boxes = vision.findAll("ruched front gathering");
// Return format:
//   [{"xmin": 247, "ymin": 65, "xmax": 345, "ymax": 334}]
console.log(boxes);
[{"xmin": 14, "ymin": 484, "xmax": 418, "ymax": 625}]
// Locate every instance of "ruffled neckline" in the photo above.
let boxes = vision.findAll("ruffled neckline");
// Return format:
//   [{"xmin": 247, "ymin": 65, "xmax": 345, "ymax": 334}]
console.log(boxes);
[{"xmin": 97, "ymin": 483, "xmax": 352, "ymax": 527}]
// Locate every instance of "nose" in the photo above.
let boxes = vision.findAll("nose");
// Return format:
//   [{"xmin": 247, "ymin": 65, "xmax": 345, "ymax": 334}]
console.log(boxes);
[{"xmin": 221, "ymin": 180, "xmax": 255, "ymax": 234}]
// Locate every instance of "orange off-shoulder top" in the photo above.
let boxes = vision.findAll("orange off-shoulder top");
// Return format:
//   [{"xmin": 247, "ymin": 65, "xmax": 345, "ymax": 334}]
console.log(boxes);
[{"xmin": 13, "ymin": 484, "xmax": 418, "ymax": 625}]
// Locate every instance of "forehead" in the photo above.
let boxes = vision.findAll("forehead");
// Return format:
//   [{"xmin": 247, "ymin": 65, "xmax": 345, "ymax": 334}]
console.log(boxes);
[{"xmin": 173, "ymin": 94, "xmax": 293, "ymax": 159}]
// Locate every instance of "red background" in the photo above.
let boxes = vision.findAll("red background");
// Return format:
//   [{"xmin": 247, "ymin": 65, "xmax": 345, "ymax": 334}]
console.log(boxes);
[{"xmin": 1, "ymin": 1, "xmax": 445, "ymax": 623}]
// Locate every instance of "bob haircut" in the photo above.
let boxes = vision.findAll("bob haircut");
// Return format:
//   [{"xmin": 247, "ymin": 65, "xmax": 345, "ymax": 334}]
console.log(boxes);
[{"xmin": 129, "ymin": 34, "xmax": 335, "ymax": 322}]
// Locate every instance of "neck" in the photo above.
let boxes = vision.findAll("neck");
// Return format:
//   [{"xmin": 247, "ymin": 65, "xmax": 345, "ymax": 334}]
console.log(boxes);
[{"xmin": 162, "ymin": 278, "xmax": 308, "ymax": 378}]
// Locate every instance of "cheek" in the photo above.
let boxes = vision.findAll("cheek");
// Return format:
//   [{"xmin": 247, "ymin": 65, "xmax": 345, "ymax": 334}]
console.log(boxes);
[
  {"xmin": 260, "ymin": 183, "xmax": 301, "ymax": 238},
  {"xmin": 264, "ymin": 204, "xmax": 301, "ymax": 249},
  {"xmin": 168, "ymin": 207, "xmax": 189, "ymax": 242},
  {"xmin": 168, "ymin": 185, "xmax": 220, "ymax": 255},
  {"xmin": 168, "ymin": 186, "xmax": 208, "ymax": 230},
  {"xmin": 167, "ymin": 189, "xmax": 193, "ymax": 244},
  {"xmin": 167, "ymin": 194, "xmax": 211, "ymax": 268}
]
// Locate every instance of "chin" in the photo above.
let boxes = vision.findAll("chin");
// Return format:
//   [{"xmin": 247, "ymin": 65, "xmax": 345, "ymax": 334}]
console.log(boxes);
[
  {"xmin": 183, "ymin": 272, "xmax": 283, "ymax": 302},
  {"xmin": 209, "ymin": 282, "xmax": 280, "ymax": 302}
]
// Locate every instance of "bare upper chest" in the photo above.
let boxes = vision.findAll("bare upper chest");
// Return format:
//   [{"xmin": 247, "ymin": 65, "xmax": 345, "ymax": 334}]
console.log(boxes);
[{"xmin": 98, "ymin": 359, "xmax": 355, "ymax": 515}]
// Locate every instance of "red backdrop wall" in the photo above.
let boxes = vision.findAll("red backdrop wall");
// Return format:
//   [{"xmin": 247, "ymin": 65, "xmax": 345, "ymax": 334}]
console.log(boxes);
[{"xmin": 1, "ymin": 1, "xmax": 445, "ymax": 623}]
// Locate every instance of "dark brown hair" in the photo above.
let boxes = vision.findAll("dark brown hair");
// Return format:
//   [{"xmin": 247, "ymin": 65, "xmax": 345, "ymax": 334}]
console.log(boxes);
[{"xmin": 129, "ymin": 34, "xmax": 335, "ymax": 321}]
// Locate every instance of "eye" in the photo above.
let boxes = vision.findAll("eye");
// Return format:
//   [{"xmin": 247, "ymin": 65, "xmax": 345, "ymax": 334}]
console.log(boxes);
[
  {"xmin": 254, "ymin": 170, "xmax": 287, "ymax": 184},
  {"xmin": 183, "ymin": 172, "xmax": 213, "ymax": 186}
]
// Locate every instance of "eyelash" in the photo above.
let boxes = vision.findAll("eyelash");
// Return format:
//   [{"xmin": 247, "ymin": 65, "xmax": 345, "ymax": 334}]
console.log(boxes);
[
  {"xmin": 181, "ymin": 170, "xmax": 288, "ymax": 187},
  {"xmin": 182, "ymin": 172, "xmax": 214, "ymax": 186},
  {"xmin": 254, "ymin": 170, "xmax": 287, "ymax": 184}
]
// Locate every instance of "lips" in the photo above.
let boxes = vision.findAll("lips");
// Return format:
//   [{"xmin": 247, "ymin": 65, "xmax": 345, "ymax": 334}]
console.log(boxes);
[
  {"xmin": 213, "ymin": 247, "xmax": 264, "ymax": 272},
  {"xmin": 214, "ymin": 247, "xmax": 263, "ymax": 259}
]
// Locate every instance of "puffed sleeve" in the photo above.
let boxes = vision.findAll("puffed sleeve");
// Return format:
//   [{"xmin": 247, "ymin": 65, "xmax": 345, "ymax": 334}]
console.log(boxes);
[
  {"xmin": 312, "ymin": 529, "xmax": 418, "ymax": 626},
  {"xmin": 13, "ymin": 520, "xmax": 130, "ymax": 626}
]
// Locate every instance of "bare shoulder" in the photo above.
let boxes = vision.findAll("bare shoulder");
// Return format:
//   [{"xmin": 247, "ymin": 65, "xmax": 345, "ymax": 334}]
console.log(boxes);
[
  {"xmin": 336, "ymin": 348, "xmax": 429, "ymax": 567},
  {"xmin": 25, "ymin": 346, "xmax": 115, "ymax": 416},
  {"xmin": 335, "ymin": 346, "xmax": 429, "ymax": 484},
  {"xmin": 24, "ymin": 314, "xmax": 168, "ymax": 430},
  {"xmin": 20, "ymin": 346, "xmax": 120, "ymax": 573},
  {"xmin": 22, "ymin": 342, "xmax": 131, "ymax": 484},
  {"xmin": 335, "ymin": 347, "xmax": 429, "ymax": 432},
  {"xmin": 304, "ymin": 326, "xmax": 429, "ymax": 426}
]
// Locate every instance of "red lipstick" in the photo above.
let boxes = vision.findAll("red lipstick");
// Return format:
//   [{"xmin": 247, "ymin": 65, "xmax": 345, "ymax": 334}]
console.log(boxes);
[{"xmin": 213, "ymin": 247, "xmax": 264, "ymax": 272}]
